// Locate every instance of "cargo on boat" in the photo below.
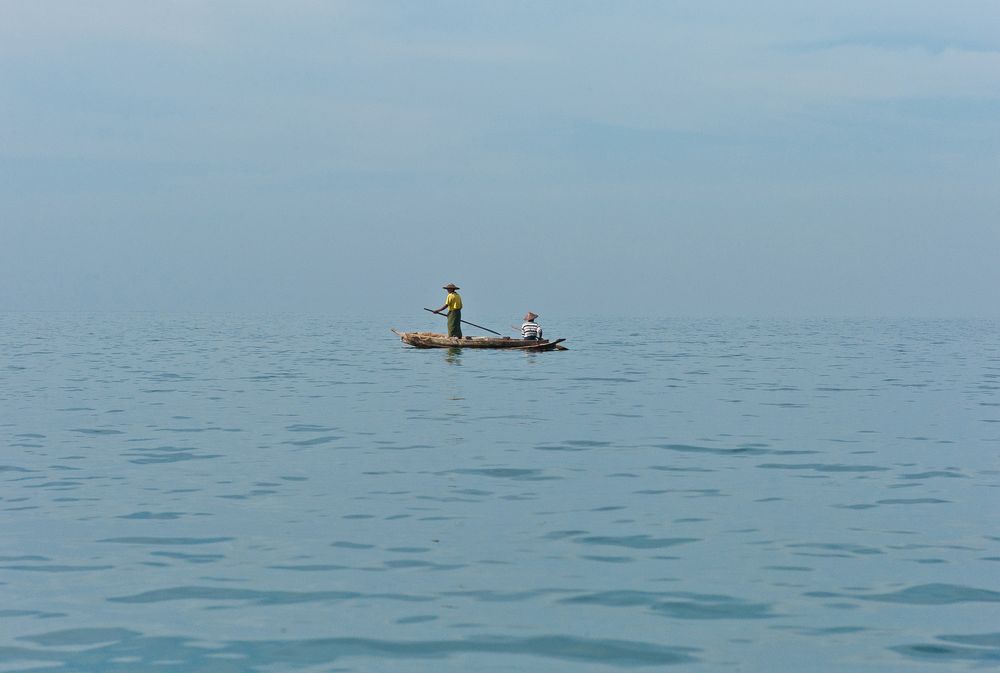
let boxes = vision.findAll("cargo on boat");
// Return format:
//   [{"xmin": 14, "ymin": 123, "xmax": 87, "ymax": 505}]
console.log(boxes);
[{"xmin": 392, "ymin": 330, "xmax": 567, "ymax": 351}]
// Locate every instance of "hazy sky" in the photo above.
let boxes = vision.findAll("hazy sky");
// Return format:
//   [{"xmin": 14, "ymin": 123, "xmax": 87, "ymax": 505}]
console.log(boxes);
[{"xmin": 2, "ymin": 1, "xmax": 998, "ymax": 317}]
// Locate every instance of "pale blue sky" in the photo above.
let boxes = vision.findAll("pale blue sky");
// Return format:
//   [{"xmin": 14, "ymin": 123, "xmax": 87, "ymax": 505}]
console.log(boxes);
[{"xmin": 2, "ymin": 1, "xmax": 998, "ymax": 317}]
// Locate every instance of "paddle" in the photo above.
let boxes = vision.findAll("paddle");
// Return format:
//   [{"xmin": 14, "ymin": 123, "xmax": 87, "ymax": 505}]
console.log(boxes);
[{"xmin": 423, "ymin": 308, "xmax": 502, "ymax": 336}]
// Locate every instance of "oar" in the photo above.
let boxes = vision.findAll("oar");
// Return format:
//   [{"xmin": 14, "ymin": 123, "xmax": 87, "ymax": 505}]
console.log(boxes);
[{"xmin": 423, "ymin": 308, "xmax": 502, "ymax": 336}]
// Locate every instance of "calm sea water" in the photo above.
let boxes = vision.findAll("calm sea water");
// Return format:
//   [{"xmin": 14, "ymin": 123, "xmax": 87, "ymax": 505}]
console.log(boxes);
[{"xmin": 2, "ymin": 313, "xmax": 999, "ymax": 672}]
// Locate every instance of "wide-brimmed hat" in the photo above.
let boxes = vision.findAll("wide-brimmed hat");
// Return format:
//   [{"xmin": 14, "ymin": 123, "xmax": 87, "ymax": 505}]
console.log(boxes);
[
  {"xmin": 443, "ymin": 283, "xmax": 460, "ymax": 290},
  {"xmin": 523, "ymin": 312, "xmax": 538, "ymax": 321}
]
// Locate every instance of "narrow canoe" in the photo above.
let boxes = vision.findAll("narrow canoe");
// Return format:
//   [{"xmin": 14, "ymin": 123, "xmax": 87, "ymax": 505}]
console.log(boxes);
[{"xmin": 392, "ymin": 330, "xmax": 568, "ymax": 351}]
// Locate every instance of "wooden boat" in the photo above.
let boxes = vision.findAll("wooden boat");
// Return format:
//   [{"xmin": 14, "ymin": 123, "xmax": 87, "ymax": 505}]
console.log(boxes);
[{"xmin": 392, "ymin": 330, "xmax": 567, "ymax": 351}]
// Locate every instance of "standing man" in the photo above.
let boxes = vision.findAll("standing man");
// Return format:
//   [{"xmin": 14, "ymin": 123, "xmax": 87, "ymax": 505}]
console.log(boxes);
[{"xmin": 434, "ymin": 283, "xmax": 463, "ymax": 338}]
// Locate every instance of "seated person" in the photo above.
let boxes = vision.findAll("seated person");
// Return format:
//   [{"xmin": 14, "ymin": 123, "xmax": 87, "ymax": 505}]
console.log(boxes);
[{"xmin": 521, "ymin": 312, "xmax": 543, "ymax": 340}]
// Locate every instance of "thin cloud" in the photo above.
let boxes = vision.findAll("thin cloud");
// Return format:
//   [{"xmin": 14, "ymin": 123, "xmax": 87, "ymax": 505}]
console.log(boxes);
[{"xmin": 782, "ymin": 34, "xmax": 1000, "ymax": 55}]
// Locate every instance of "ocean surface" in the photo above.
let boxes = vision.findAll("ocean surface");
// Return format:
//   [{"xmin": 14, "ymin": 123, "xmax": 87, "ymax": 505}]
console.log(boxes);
[{"xmin": 2, "ymin": 313, "xmax": 999, "ymax": 672}]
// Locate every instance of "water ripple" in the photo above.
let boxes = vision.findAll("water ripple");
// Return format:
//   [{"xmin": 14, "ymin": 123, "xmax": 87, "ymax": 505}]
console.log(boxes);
[
  {"xmin": 0, "ymin": 564, "xmax": 114, "ymax": 572},
  {"xmin": 788, "ymin": 543, "xmax": 883, "ymax": 557},
  {"xmin": 808, "ymin": 583, "xmax": 1000, "ymax": 605},
  {"xmin": 283, "ymin": 435, "xmax": 342, "ymax": 446},
  {"xmin": 97, "ymin": 537, "xmax": 234, "ymax": 546},
  {"xmin": 756, "ymin": 463, "xmax": 888, "ymax": 473},
  {"xmin": 445, "ymin": 468, "xmax": 558, "ymax": 481},
  {"xmin": 571, "ymin": 535, "xmax": 700, "ymax": 550},
  {"xmin": 108, "ymin": 586, "xmax": 434, "ymax": 605},
  {"xmin": 7, "ymin": 630, "xmax": 698, "ymax": 668},
  {"xmin": 893, "ymin": 632, "xmax": 1000, "ymax": 663},
  {"xmin": 561, "ymin": 590, "xmax": 776, "ymax": 620},
  {"xmin": 655, "ymin": 443, "xmax": 817, "ymax": 457}
]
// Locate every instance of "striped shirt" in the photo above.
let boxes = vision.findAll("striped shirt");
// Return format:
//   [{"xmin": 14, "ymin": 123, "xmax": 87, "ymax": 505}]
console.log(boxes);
[{"xmin": 521, "ymin": 322, "xmax": 542, "ymax": 339}]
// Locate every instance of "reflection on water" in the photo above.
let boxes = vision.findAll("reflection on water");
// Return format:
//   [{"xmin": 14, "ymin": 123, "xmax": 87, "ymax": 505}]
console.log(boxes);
[{"xmin": 2, "ymin": 314, "xmax": 998, "ymax": 672}]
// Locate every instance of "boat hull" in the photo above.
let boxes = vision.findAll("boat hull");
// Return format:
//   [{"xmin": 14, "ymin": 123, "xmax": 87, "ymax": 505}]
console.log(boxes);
[{"xmin": 392, "ymin": 331, "xmax": 567, "ymax": 351}]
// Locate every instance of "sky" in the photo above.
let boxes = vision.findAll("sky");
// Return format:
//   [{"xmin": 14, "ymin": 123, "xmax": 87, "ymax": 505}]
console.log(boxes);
[{"xmin": 2, "ymin": 0, "xmax": 998, "ymax": 317}]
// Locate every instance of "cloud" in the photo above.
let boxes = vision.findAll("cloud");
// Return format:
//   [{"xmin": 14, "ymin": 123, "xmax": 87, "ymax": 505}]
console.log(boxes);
[{"xmin": 765, "ymin": 43, "xmax": 1000, "ymax": 103}]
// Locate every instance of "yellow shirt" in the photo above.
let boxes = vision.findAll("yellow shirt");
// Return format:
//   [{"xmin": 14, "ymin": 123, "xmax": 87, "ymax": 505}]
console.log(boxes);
[{"xmin": 445, "ymin": 292, "xmax": 463, "ymax": 311}]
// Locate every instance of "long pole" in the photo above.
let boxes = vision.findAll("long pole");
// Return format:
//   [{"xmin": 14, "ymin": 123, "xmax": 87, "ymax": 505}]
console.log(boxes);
[{"xmin": 423, "ymin": 308, "xmax": 502, "ymax": 336}]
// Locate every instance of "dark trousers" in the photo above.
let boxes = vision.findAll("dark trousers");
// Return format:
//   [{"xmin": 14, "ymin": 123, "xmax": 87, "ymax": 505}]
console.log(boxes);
[{"xmin": 448, "ymin": 310, "xmax": 462, "ymax": 337}]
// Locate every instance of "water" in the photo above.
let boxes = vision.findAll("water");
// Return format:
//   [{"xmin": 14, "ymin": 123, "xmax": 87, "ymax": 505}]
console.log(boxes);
[{"xmin": 2, "ymin": 313, "xmax": 999, "ymax": 672}]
